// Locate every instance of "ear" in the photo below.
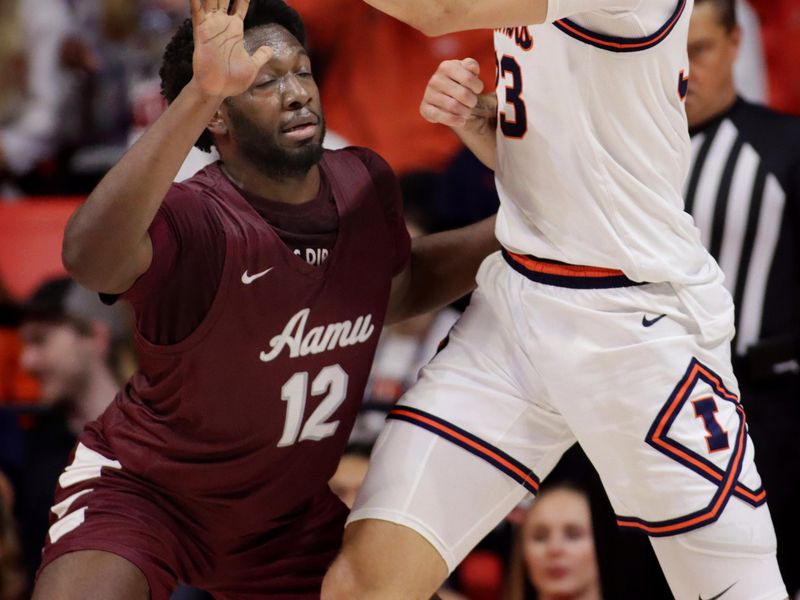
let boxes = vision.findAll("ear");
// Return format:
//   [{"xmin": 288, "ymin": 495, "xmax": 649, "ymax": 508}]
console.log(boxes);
[
  {"xmin": 207, "ymin": 108, "xmax": 228, "ymax": 138},
  {"xmin": 730, "ymin": 24, "xmax": 742, "ymax": 56}
]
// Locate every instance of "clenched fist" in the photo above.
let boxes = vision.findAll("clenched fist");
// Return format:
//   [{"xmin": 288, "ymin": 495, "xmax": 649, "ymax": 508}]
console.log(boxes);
[{"xmin": 420, "ymin": 58, "xmax": 497, "ymax": 136}]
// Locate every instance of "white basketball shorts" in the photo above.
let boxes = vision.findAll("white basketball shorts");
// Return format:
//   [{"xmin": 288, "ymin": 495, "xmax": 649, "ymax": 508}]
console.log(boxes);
[{"xmin": 349, "ymin": 250, "xmax": 786, "ymax": 600}]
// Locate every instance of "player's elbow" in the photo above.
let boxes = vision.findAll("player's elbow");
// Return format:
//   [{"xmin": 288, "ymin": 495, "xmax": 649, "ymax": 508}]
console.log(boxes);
[
  {"xmin": 415, "ymin": 16, "xmax": 450, "ymax": 37},
  {"xmin": 61, "ymin": 227, "xmax": 132, "ymax": 293},
  {"xmin": 61, "ymin": 237, "xmax": 104, "ymax": 292},
  {"xmin": 61, "ymin": 229, "xmax": 91, "ymax": 284}
]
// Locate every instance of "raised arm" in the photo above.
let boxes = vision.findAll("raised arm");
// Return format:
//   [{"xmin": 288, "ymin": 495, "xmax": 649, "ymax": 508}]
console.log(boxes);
[
  {"xmin": 420, "ymin": 58, "xmax": 497, "ymax": 170},
  {"xmin": 360, "ymin": 0, "xmax": 548, "ymax": 36},
  {"xmin": 61, "ymin": 0, "xmax": 272, "ymax": 293},
  {"xmin": 386, "ymin": 215, "xmax": 498, "ymax": 325}
]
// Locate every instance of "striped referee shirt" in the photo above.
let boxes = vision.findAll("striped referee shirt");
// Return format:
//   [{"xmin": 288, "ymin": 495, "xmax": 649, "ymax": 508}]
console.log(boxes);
[{"xmin": 685, "ymin": 98, "xmax": 800, "ymax": 367}]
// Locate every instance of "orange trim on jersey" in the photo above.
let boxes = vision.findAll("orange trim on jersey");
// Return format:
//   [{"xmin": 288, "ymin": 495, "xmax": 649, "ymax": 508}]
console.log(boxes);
[
  {"xmin": 554, "ymin": 18, "xmax": 677, "ymax": 50},
  {"xmin": 553, "ymin": 0, "xmax": 686, "ymax": 53},
  {"xmin": 389, "ymin": 408, "xmax": 540, "ymax": 492},
  {"xmin": 505, "ymin": 251, "xmax": 626, "ymax": 278}
]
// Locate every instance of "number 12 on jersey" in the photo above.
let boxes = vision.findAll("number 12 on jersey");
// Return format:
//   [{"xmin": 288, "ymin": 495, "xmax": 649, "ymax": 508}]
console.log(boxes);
[
  {"xmin": 278, "ymin": 364, "xmax": 349, "ymax": 447},
  {"xmin": 497, "ymin": 54, "xmax": 528, "ymax": 139}
]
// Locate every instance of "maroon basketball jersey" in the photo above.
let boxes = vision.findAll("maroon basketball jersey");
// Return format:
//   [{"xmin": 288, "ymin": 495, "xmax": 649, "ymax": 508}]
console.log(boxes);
[{"xmin": 83, "ymin": 150, "xmax": 402, "ymax": 533}]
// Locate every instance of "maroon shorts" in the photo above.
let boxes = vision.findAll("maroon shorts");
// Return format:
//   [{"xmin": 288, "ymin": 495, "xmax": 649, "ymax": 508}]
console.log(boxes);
[{"xmin": 39, "ymin": 443, "xmax": 348, "ymax": 599}]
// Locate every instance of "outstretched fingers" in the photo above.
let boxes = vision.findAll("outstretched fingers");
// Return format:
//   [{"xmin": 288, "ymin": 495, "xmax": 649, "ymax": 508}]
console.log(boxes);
[
  {"xmin": 233, "ymin": 0, "xmax": 251, "ymax": 19},
  {"xmin": 190, "ymin": 0, "xmax": 203, "ymax": 21},
  {"xmin": 201, "ymin": 0, "xmax": 227, "ymax": 11}
]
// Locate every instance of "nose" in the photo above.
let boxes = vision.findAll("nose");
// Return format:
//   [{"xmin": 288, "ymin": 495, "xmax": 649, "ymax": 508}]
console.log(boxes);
[
  {"xmin": 281, "ymin": 73, "xmax": 310, "ymax": 110},
  {"xmin": 544, "ymin": 537, "xmax": 567, "ymax": 557}
]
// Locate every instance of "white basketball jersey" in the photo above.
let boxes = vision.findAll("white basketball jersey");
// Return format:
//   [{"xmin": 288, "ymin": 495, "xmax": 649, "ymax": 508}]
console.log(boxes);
[{"xmin": 494, "ymin": 0, "xmax": 717, "ymax": 285}]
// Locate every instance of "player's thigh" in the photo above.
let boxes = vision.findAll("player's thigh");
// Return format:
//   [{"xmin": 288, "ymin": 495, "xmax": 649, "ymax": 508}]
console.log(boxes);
[
  {"xmin": 322, "ymin": 518, "xmax": 447, "ymax": 600},
  {"xmin": 39, "ymin": 442, "xmax": 192, "ymax": 600},
  {"xmin": 209, "ymin": 488, "xmax": 347, "ymax": 599},
  {"xmin": 537, "ymin": 284, "xmax": 785, "ymax": 596},
  {"xmin": 344, "ymin": 288, "xmax": 575, "ymax": 575},
  {"xmin": 32, "ymin": 549, "xmax": 149, "ymax": 600}
]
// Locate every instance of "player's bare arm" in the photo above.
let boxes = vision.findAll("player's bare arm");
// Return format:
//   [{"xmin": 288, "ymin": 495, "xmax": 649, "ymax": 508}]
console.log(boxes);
[
  {"xmin": 61, "ymin": 0, "xmax": 272, "ymax": 294},
  {"xmin": 421, "ymin": 58, "xmax": 497, "ymax": 171},
  {"xmin": 385, "ymin": 215, "xmax": 498, "ymax": 325},
  {"xmin": 359, "ymin": 0, "xmax": 548, "ymax": 35}
]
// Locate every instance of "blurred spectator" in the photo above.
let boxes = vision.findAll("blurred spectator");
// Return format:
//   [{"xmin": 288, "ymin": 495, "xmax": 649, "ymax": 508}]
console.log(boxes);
[
  {"xmin": 0, "ymin": 0, "xmax": 75, "ymax": 198},
  {"xmin": 434, "ymin": 149, "xmax": 500, "ymax": 233},
  {"xmin": 12, "ymin": 277, "xmax": 132, "ymax": 581},
  {"xmin": 290, "ymin": 0, "xmax": 495, "ymax": 176},
  {"xmin": 0, "ymin": 470, "xmax": 26, "ymax": 600},
  {"xmin": 58, "ymin": 0, "xmax": 189, "ymax": 193},
  {"xmin": 0, "ymin": 277, "xmax": 38, "ymax": 404},
  {"xmin": 684, "ymin": 0, "xmax": 800, "ymax": 592},
  {"xmin": 503, "ymin": 482, "xmax": 602, "ymax": 600}
]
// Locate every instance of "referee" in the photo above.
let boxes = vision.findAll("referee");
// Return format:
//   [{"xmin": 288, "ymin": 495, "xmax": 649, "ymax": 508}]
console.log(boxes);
[{"xmin": 685, "ymin": 0, "xmax": 800, "ymax": 593}]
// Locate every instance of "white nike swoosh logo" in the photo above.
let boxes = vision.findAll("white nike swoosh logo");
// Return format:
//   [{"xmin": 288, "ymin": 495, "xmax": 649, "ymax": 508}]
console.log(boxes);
[{"xmin": 241, "ymin": 267, "xmax": 274, "ymax": 284}]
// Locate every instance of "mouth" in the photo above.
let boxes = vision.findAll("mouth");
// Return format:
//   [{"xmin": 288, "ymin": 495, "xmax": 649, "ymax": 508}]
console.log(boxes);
[
  {"xmin": 544, "ymin": 565, "xmax": 570, "ymax": 580},
  {"xmin": 281, "ymin": 115, "xmax": 319, "ymax": 142}
]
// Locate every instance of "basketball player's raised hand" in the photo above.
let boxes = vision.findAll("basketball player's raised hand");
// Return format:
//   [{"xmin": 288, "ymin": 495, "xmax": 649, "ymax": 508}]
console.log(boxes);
[
  {"xmin": 190, "ymin": 0, "xmax": 273, "ymax": 99},
  {"xmin": 421, "ymin": 58, "xmax": 497, "ymax": 135}
]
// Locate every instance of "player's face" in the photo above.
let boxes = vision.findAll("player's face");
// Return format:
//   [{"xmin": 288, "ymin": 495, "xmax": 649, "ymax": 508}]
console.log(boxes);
[
  {"xmin": 224, "ymin": 24, "xmax": 325, "ymax": 177},
  {"xmin": 19, "ymin": 321, "xmax": 92, "ymax": 406},
  {"xmin": 685, "ymin": 3, "xmax": 740, "ymax": 127},
  {"xmin": 522, "ymin": 489, "xmax": 600, "ymax": 598}
]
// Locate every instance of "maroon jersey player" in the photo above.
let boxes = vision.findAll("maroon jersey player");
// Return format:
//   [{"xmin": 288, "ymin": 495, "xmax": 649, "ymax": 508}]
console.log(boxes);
[{"xmin": 32, "ymin": 1, "xmax": 498, "ymax": 599}]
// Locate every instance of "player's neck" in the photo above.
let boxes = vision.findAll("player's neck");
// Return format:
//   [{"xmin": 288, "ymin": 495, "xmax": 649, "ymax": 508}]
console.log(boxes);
[{"xmin": 220, "ymin": 160, "xmax": 321, "ymax": 205}]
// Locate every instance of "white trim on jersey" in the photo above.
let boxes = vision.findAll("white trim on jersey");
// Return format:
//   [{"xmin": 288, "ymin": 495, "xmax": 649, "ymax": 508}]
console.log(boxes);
[
  {"xmin": 51, "ymin": 489, "xmax": 93, "ymax": 520},
  {"xmin": 58, "ymin": 443, "xmax": 122, "ymax": 489},
  {"xmin": 48, "ymin": 507, "xmax": 87, "ymax": 544}
]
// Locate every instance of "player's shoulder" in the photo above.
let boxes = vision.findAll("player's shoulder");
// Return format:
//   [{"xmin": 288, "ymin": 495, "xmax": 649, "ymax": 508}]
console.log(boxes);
[
  {"xmin": 163, "ymin": 163, "xmax": 225, "ymax": 210},
  {"xmin": 323, "ymin": 146, "xmax": 399, "ymax": 197},
  {"xmin": 324, "ymin": 146, "xmax": 393, "ymax": 177}
]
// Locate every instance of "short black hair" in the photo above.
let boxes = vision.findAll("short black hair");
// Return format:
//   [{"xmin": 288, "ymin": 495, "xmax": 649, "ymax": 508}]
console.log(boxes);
[
  {"xmin": 21, "ymin": 277, "xmax": 82, "ymax": 329},
  {"xmin": 696, "ymin": 0, "xmax": 737, "ymax": 32},
  {"xmin": 160, "ymin": 0, "xmax": 307, "ymax": 152}
]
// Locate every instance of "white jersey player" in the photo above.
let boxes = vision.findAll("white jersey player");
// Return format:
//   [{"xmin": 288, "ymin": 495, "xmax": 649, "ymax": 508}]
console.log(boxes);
[{"xmin": 322, "ymin": 0, "xmax": 788, "ymax": 599}]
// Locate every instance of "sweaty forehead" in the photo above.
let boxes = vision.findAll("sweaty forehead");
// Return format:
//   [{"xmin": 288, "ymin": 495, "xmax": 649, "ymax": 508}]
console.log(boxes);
[{"xmin": 243, "ymin": 24, "xmax": 303, "ymax": 56}]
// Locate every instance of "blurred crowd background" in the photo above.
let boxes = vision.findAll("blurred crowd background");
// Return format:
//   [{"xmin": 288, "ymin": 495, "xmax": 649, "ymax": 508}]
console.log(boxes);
[{"xmin": 0, "ymin": 0, "xmax": 798, "ymax": 599}]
